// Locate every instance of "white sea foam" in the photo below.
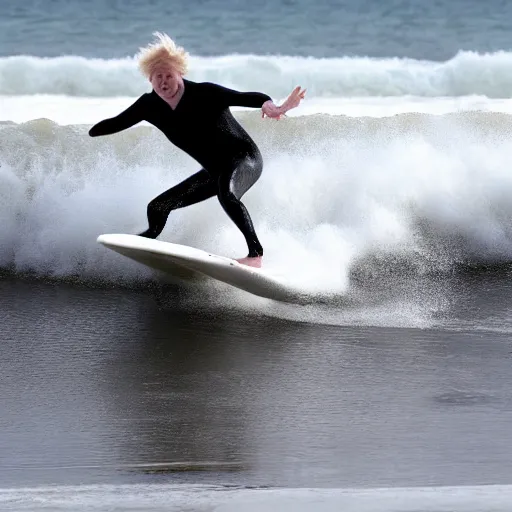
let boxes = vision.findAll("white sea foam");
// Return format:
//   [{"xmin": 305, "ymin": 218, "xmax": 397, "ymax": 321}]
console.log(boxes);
[
  {"xmin": 2, "ymin": 50, "xmax": 512, "ymax": 98},
  {"xmin": 2, "ymin": 111, "xmax": 512, "ymax": 296},
  {"xmin": 1, "ymin": 483, "xmax": 512, "ymax": 512},
  {"xmin": 5, "ymin": 94, "xmax": 512, "ymax": 125}
]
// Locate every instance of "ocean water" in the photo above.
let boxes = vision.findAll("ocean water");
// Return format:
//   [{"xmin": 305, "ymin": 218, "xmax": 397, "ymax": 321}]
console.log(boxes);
[{"xmin": 2, "ymin": 0, "xmax": 512, "ymax": 510}]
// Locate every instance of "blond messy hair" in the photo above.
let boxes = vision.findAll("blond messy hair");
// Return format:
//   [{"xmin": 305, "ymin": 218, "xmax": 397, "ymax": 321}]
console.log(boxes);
[{"xmin": 136, "ymin": 32, "xmax": 189, "ymax": 78}]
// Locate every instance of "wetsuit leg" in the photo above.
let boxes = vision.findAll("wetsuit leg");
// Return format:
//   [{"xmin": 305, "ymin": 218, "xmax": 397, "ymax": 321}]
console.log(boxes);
[
  {"xmin": 138, "ymin": 168, "xmax": 216, "ymax": 238},
  {"xmin": 217, "ymin": 155, "xmax": 264, "ymax": 257}
]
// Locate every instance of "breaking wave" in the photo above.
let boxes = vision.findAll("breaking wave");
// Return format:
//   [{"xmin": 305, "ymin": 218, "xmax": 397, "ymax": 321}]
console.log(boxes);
[
  {"xmin": 3, "ymin": 51, "xmax": 512, "ymax": 98},
  {"xmin": 2, "ymin": 110, "xmax": 512, "ymax": 298}
]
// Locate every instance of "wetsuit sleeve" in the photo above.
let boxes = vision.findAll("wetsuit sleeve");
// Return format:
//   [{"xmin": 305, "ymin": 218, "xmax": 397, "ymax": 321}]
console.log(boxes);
[
  {"xmin": 202, "ymin": 82, "xmax": 272, "ymax": 108},
  {"xmin": 88, "ymin": 95, "xmax": 147, "ymax": 137}
]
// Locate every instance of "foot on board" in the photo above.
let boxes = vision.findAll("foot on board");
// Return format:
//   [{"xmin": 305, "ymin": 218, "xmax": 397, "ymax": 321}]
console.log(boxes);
[{"xmin": 235, "ymin": 256, "xmax": 262, "ymax": 268}]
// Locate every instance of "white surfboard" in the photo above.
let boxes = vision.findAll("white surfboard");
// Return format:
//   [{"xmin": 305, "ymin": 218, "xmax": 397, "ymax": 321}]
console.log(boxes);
[{"xmin": 97, "ymin": 234, "xmax": 307, "ymax": 303}]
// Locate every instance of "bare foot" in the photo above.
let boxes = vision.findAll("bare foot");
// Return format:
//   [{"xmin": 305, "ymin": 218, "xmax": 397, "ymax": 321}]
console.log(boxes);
[{"xmin": 236, "ymin": 256, "xmax": 262, "ymax": 268}]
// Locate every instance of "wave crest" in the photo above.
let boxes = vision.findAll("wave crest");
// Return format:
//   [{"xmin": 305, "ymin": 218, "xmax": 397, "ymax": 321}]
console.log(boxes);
[{"xmin": 3, "ymin": 51, "xmax": 512, "ymax": 98}]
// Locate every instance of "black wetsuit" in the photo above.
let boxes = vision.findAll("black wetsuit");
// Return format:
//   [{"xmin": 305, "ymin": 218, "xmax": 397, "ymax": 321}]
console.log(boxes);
[{"xmin": 89, "ymin": 79, "xmax": 272, "ymax": 257}]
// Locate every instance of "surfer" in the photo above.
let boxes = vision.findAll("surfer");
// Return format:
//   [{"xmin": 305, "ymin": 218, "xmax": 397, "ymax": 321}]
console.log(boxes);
[{"xmin": 88, "ymin": 32, "xmax": 305, "ymax": 268}]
